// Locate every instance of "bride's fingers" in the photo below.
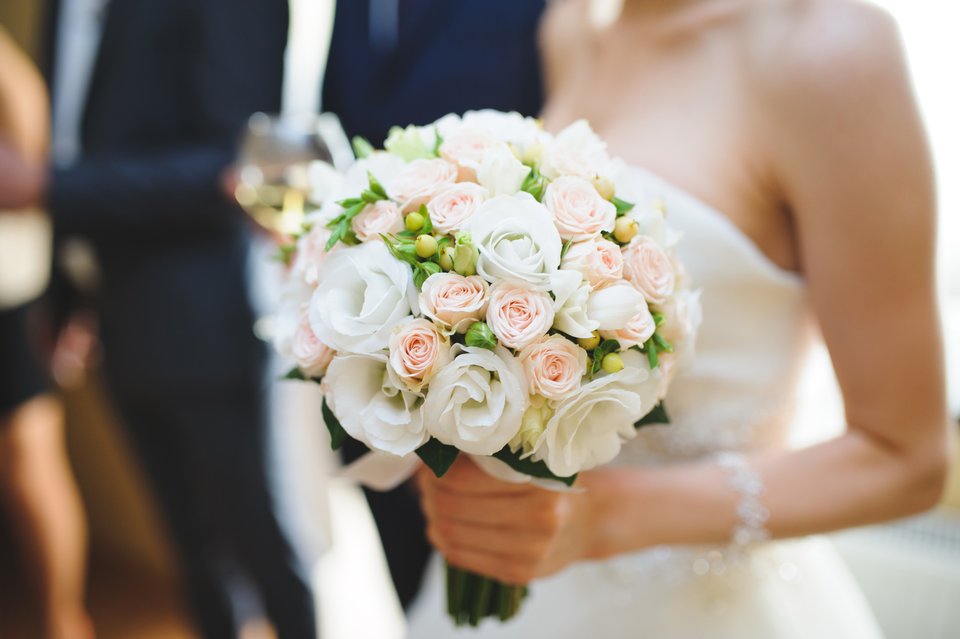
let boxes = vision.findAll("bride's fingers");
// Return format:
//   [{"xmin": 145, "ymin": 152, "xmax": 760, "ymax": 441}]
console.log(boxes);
[
  {"xmin": 423, "ymin": 457, "xmax": 536, "ymax": 495},
  {"xmin": 421, "ymin": 488, "xmax": 562, "ymax": 528},
  {"xmin": 439, "ymin": 546, "xmax": 539, "ymax": 585}
]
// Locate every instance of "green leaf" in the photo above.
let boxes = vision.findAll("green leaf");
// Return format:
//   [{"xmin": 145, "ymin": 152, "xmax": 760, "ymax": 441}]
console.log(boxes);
[
  {"xmin": 493, "ymin": 446, "xmax": 577, "ymax": 487},
  {"xmin": 421, "ymin": 261, "xmax": 441, "ymax": 277},
  {"xmin": 361, "ymin": 189, "xmax": 385, "ymax": 204},
  {"xmin": 465, "ymin": 322, "xmax": 497, "ymax": 350},
  {"xmin": 651, "ymin": 311, "xmax": 666, "ymax": 327},
  {"xmin": 589, "ymin": 339, "xmax": 621, "ymax": 378},
  {"xmin": 635, "ymin": 402, "xmax": 670, "ymax": 428},
  {"xmin": 612, "ymin": 196, "xmax": 635, "ymax": 216},
  {"xmin": 652, "ymin": 332, "xmax": 673, "ymax": 353},
  {"xmin": 416, "ymin": 438, "xmax": 460, "ymax": 477},
  {"xmin": 321, "ymin": 397, "xmax": 349, "ymax": 450},
  {"xmin": 647, "ymin": 339, "xmax": 660, "ymax": 369},
  {"xmin": 560, "ymin": 239, "xmax": 574, "ymax": 260},
  {"xmin": 352, "ymin": 136, "xmax": 374, "ymax": 159},
  {"xmin": 367, "ymin": 171, "xmax": 388, "ymax": 198},
  {"xmin": 336, "ymin": 197, "xmax": 363, "ymax": 208},
  {"xmin": 432, "ymin": 126, "xmax": 444, "ymax": 157},
  {"xmin": 283, "ymin": 367, "xmax": 306, "ymax": 380}
]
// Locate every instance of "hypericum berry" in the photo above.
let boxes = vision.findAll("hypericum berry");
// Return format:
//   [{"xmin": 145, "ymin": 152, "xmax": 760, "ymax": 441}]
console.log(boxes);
[{"xmin": 415, "ymin": 234, "xmax": 438, "ymax": 258}]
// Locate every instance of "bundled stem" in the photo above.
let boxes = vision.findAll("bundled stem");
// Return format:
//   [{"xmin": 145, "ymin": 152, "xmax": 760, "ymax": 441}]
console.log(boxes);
[{"xmin": 445, "ymin": 562, "xmax": 528, "ymax": 627}]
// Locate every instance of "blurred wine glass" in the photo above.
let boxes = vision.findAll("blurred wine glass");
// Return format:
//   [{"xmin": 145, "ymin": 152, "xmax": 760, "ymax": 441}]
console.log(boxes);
[{"xmin": 234, "ymin": 112, "xmax": 352, "ymax": 237}]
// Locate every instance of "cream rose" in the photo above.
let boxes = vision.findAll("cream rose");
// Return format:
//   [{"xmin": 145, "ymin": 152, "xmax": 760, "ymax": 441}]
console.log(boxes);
[
  {"xmin": 550, "ymin": 269, "xmax": 598, "ymax": 339},
  {"xmin": 475, "ymin": 144, "xmax": 531, "ymax": 197},
  {"xmin": 309, "ymin": 241, "xmax": 419, "ymax": 353},
  {"xmin": 419, "ymin": 273, "xmax": 488, "ymax": 333},
  {"xmin": 462, "ymin": 193, "xmax": 563, "ymax": 291},
  {"xmin": 600, "ymin": 301, "xmax": 656, "ymax": 349},
  {"xmin": 622, "ymin": 236, "xmax": 676, "ymax": 305},
  {"xmin": 388, "ymin": 158, "xmax": 458, "ymax": 212},
  {"xmin": 518, "ymin": 336, "xmax": 587, "ymax": 400},
  {"xmin": 292, "ymin": 310, "xmax": 335, "ymax": 377},
  {"xmin": 486, "ymin": 283, "xmax": 555, "ymax": 350},
  {"xmin": 560, "ymin": 238, "xmax": 624, "ymax": 288},
  {"xmin": 324, "ymin": 353, "xmax": 427, "ymax": 456},
  {"xmin": 543, "ymin": 176, "xmax": 616, "ymax": 241},
  {"xmin": 426, "ymin": 183, "xmax": 488, "ymax": 235},
  {"xmin": 423, "ymin": 345, "xmax": 529, "ymax": 455},
  {"xmin": 586, "ymin": 282, "xmax": 647, "ymax": 331},
  {"xmin": 388, "ymin": 319, "xmax": 452, "ymax": 392},
  {"xmin": 541, "ymin": 119, "xmax": 610, "ymax": 180},
  {"xmin": 351, "ymin": 200, "xmax": 404, "ymax": 242}
]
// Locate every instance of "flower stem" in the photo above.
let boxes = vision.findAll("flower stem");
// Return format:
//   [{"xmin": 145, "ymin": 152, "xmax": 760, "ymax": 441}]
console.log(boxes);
[{"xmin": 445, "ymin": 561, "xmax": 528, "ymax": 627}]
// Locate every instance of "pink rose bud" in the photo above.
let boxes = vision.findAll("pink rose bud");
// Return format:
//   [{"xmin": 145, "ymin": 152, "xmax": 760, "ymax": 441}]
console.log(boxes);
[
  {"xmin": 388, "ymin": 319, "xmax": 453, "ymax": 392},
  {"xmin": 560, "ymin": 239, "xmax": 625, "ymax": 288},
  {"xmin": 518, "ymin": 336, "xmax": 587, "ymax": 400},
  {"xmin": 543, "ymin": 175, "xmax": 617, "ymax": 241},
  {"xmin": 292, "ymin": 311, "xmax": 335, "ymax": 378},
  {"xmin": 389, "ymin": 158, "xmax": 458, "ymax": 213},
  {"xmin": 600, "ymin": 301, "xmax": 656, "ymax": 349},
  {"xmin": 351, "ymin": 200, "xmax": 404, "ymax": 243},
  {"xmin": 426, "ymin": 183, "xmax": 488, "ymax": 235},
  {"xmin": 485, "ymin": 282, "xmax": 555, "ymax": 350},
  {"xmin": 622, "ymin": 236, "xmax": 676, "ymax": 305},
  {"xmin": 419, "ymin": 273, "xmax": 489, "ymax": 333}
]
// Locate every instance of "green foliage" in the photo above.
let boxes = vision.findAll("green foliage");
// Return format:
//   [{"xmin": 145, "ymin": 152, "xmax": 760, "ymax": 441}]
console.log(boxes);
[
  {"xmin": 465, "ymin": 322, "xmax": 497, "ymax": 350},
  {"xmin": 416, "ymin": 438, "xmax": 460, "ymax": 477},
  {"xmin": 352, "ymin": 136, "xmax": 375, "ymax": 159},
  {"xmin": 589, "ymin": 339, "xmax": 622, "ymax": 379},
  {"xmin": 321, "ymin": 397, "xmax": 349, "ymax": 450},
  {"xmin": 611, "ymin": 196, "xmax": 635, "ymax": 216},
  {"xmin": 635, "ymin": 402, "xmax": 670, "ymax": 428},
  {"xmin": 493, "ymin": 446, "xmax": 577, "ymax": 487}
]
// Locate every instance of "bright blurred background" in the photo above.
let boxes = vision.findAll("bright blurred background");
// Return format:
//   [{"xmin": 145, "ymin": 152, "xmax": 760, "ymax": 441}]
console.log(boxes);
[{"xmin": 0, "ymin": 1, "xmax": 958, "ymax": 638}]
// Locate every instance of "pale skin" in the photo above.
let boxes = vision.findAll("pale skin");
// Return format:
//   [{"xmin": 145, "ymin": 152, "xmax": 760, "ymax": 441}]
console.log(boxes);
[{"xmin": 419, "ymin": 0, "xmax": 952, "ymax": 586}]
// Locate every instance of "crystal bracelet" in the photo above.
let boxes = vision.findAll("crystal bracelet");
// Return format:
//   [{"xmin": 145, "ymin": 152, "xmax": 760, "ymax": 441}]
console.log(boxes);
[{"xmin": 715, "ymin": 452, "xmax": 770, "ymax": 551}]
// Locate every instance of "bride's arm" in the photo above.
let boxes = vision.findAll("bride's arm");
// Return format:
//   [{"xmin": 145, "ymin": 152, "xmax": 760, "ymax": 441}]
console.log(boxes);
[{"xmin": 419, "ymin": 6, "xmax": 951, "ymax": 585}]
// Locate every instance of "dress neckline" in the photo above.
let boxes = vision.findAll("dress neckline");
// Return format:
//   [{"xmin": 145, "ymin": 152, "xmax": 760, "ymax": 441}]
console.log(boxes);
[{"xmin": 627, "ymin": 165, "xmax": 804, "ymax": 288}]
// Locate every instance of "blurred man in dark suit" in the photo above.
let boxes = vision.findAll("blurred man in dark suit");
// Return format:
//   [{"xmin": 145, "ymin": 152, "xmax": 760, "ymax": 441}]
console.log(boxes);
[
  {"xmin": 0, "ymin": 0, "xmax": 318, "ymax": 636},
  {"xmin": 322, "ymin": 0, "xmax": 546, "ymax": 610}
]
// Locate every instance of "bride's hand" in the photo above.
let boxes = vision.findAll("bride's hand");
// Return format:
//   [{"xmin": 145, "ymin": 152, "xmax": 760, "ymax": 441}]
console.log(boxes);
[{"xmin": 417, "ymin": 456, "xmax": 593, "ymax": 584}]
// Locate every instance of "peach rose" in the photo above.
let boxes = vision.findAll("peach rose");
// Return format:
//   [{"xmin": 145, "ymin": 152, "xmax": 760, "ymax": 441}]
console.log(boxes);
[
  {"xmin": 351, "ymin": 200, "xmax": 403, "ymax": 242},
  {"xmin": 486, "ymin": 283, "xmax": 555, "ymax": 350},
  {"xmin": 388, "ymin": 318, "xmax": 452, "ymax": 392},
  {"xmin": 622, "ymin": 236, "xmax": 675, "ymax": 305},
  {"xmin": 419, "ymin": 273, "xmax": 488, "ymax": 333},
  {"xmin": 543, "ymin": 176, "xmax": 617, "ymax": 241},
  {"xmin": 388, "ymin": 158, "xmax": 458, "ymax": 212},
  {"xmin": 292, "ymin": 310, "xmax": 335, "ymax": 378},
  {"xmin": 518, "ymin": 336, "xmax": 587, "ymax": 400},
  {"xmin": 560, "ymin": 239, "xmax": 624, "ymax": 288},
  {"xmin": 600, "ymin": 301, "xmax": 656, "ymax": 349},
  {"xmin": 439, "ymin": 128, "xmax": 503, "ymax": 182},
  {"xmin": 426, "ymin": 183, "xmax": 488, "ymax": 235}
]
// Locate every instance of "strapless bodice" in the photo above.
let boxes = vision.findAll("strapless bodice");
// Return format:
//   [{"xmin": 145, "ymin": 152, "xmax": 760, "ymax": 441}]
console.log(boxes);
[{"xmin": 615, "ymin": 167, "xmax": 813, "ymax": 464}]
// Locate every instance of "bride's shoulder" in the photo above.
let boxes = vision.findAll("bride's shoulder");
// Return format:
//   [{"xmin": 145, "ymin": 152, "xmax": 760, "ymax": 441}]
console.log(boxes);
[{"xmin": 741, "ymin": 0, "xmax": 905, "ymax": 102}]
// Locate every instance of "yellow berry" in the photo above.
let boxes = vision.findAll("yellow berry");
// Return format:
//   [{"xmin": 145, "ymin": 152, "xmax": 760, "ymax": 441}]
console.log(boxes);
[
  {"xmin": 405, "ymin": 211, "xmax": 425, "ymax": 232},
  {"xmin": 577, "ymin": 332, "xmax": 601, "ymax": 351},
  {"xmin": 593, "ymin": 176, "xmax": 615, "ymax": 201},
  {"xmin": 601, "ymin": 352, "xmax": 624, "ymax": 374},
  {"xmin": 438, "ymin": 246, "xmax": 455, "ymax": 271},
  {"xmin": 613, "ymin": 216, "xmax": 639, "ymax": 244},
  {"xmin": 415, "ymin": 234, "xmax": 438, "ymax": 258}
]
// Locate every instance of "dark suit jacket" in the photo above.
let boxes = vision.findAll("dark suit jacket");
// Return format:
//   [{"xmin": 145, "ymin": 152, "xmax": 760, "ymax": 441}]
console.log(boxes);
[
  {"xmin": 323, "ymin": 0, "xmax": 546, "ymax": 145},
  {"xmin": 46, "ymin": 0, "xmax": 288, "ymax": 392}
]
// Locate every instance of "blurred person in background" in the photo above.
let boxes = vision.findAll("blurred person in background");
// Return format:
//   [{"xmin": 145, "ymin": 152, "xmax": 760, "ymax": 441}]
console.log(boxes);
[
  {"xmin": 319, "ymin": 0, "xmax": 547, "ymax": 610},
  {"xmin": 0, "ymin": 27, "xmax": 93, "ymax": 639},
  {"xmin": 0, "ymin": 0, "xmax": 317, "ymax": 637}
]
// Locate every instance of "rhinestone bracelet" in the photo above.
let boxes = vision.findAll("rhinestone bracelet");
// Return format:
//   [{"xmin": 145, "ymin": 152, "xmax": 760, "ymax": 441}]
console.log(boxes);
[{"xmin": 715, "ymin": 452, "xmax": 770, "ymax": 552}]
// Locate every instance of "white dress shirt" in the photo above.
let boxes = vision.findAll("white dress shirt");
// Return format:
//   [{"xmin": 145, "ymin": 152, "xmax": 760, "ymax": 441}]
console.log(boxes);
[{"xmin": 51, "ymin": 0, "xmax": 110, "ymax": 167}]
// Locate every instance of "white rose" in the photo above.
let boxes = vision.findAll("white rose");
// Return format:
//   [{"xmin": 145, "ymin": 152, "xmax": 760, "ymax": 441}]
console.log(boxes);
[
  {"xmin": 460, "ymin": 110, "xmax": 547, "ymax": 160},
  {"xmin": 273, "ymin": 278, "xmax": 313, "ymax": 360},
  {"xmin": 534, "ymin": 351, "xmax": 654, "ymax": 477},
  {"xmin": 423, "ymin": 345, "xmax": 528, "ymax": 455},
  {"xmin": 541, "ymin": 119, "xmax": 610, "ymax": 180},
  {"xmin": 462, "ymin": 193, "xmax": 563, "ymax": 291},
  {"xmin": 426, "ymin": 183, "xmax": 488, "ymax": 235},
  {"xmin": 327, "ymin": 152, "xmax": 406, "ymax": 205},
  {"xmin": 550, "ymin": 269, "xmax": 598, "ymax": 339},
  {"xmin": 325, "ymin": 353, "xmax": 427, "ymax": 456},
  {"xmin": 309, "ymin": 241, "xmax": 419, "ymax": 353},
  {"xmin": 543, "ymin": 176, "xmax": 617, "ymax": 241},
  {"xmin": 560, "ymin": 238, "xmax": 624, "ymax": 288},
  {"xmin": 586, "ymin": 282, "xmax": 647, "ymax": 331},
  {"xmin": 439, "ymin": 128, "xmax": 505, "ymax": 182},
  {"xmin": 476, "ymin": 144, "xmax": 531, "ymax": 197},
  {"xmin": 622, "ymin": 236, "xmax": 676, "ymax": 305}
]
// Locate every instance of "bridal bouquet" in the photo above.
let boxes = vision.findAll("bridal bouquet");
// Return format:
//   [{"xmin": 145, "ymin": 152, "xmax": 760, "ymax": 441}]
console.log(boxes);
[{"xmin": 273, "ymin": 111, "xmax": 699, "ymax": 626}]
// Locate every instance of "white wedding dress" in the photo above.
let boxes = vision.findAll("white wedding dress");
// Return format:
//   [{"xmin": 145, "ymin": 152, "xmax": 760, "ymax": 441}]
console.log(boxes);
[{"xmin": 405, "ymin": 166, "xmax": 884, "ymax": 638}]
